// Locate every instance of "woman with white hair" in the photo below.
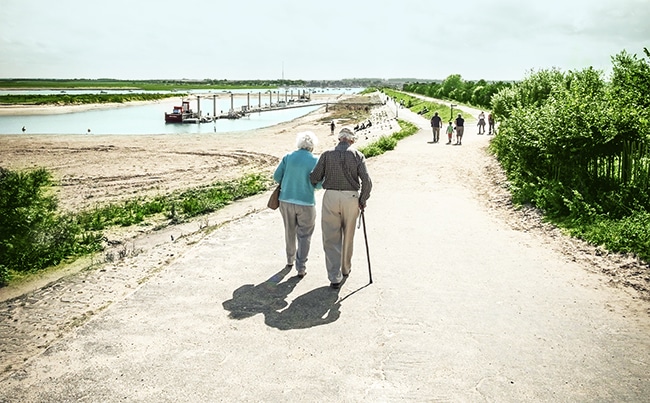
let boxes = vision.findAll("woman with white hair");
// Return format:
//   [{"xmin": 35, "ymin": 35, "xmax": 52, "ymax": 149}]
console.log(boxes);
[{"xmin": 273, "ymin": 131, "xmax": 321, "ymax": 278}]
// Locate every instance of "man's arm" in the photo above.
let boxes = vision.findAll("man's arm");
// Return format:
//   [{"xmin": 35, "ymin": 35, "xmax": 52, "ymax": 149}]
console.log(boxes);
[
  {"xmin": 358, "ymin": 158, "xmax": 372, "ymax": 208},
  {"xmin": 309, "ymin": 153, "xmax": 325, "ymax": 186}
]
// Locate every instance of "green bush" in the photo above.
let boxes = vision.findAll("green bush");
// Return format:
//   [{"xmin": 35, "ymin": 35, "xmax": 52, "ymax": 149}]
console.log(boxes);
[
  {"xmin": 565, "ymin": 211, "xmax": 650, "ymax": 261},
  {"xmin": 403, "ymin": 75, "xmax": 512, "ymax": 110},
  {"xmin": 0, "ymin": 169, "xmax": 270, "ymax": 286},
  {"xmin": 489, "ymin": 48, "xmax": 650, "ymax": 260},
  {"xmin": 360, "ymin": 144, "xmax": 383, "ymax": 158},
  {"xmin": 0, "ymin": 168, "xmax": 101, "ymax": 284},
  {"xmin": 0, "ymin": 264, "xmax": 7, "ymax": 285},
  {"xmin": 358, "ymin": 120, "xmax": 417, "ymax": 158},
  {"xmin": 375, "ymin": 136, "xmax": 398, "ymax": 151}
]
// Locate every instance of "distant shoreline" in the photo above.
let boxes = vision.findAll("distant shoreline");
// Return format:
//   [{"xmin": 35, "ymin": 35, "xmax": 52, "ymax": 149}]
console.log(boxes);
[
  {"xmin": 0, "ymin": 92, "xmax": 340, "ymax": 117},
  {"xmin": 0, "ymin": 100, "xmax": 167, "ymax": 116}
]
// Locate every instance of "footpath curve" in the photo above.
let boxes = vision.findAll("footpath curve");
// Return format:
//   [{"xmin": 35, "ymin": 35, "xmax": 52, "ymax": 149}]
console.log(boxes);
[{"xmin": 1, "ymin": 105, "xmax": 649, "ymax": 402}]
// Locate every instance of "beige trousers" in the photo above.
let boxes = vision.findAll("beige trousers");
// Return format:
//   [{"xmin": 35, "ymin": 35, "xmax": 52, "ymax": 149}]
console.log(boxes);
[
  {"xmin": 321, "ymin": 189, "xmax": 360, "ymax": 283},
  {"xmin": 279, "ymin": 201, "xmax": 316, "ymax": 272}
]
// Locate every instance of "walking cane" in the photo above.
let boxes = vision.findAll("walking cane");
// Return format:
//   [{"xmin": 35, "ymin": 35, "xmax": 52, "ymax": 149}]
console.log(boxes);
[{"xmin": 360, "ymin": 210, "xmax": 373, "ymax": 284}]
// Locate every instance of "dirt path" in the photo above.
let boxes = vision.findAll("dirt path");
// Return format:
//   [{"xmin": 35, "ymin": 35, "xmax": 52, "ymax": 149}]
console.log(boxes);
[{"xmin": 0, "ymin": 98, "xmax": 649, "ymax": 401}]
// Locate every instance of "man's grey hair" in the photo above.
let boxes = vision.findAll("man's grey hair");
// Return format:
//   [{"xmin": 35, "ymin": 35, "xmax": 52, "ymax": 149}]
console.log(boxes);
[
  {"xmin": 296, "ymin": 131, "xmax": 318, "ymax": 151},
  {"xmin": 338, "ymin": 127, "xmax": 356, "ymax": 141}
]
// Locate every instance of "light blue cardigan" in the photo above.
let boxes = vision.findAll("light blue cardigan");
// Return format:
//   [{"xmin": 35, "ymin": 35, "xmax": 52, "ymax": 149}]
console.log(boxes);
[{"xmin": 273, "ymin": 149, "xmax": 321, "ymax": 206}]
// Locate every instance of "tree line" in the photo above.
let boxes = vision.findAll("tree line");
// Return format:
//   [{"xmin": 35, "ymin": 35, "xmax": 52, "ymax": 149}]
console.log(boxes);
[
  {"xmin": 403, "ymin": 75, "xmax": 512, "ymax": 110},
  {"xmin": 401, "ymin": 48, "xmax": 649, "ymax": 261}
]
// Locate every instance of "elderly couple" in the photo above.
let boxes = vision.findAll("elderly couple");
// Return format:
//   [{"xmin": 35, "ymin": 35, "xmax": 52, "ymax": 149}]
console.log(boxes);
[{"xmin": 273, "ymin": 128, "xmax": 372, "ymax": 289}]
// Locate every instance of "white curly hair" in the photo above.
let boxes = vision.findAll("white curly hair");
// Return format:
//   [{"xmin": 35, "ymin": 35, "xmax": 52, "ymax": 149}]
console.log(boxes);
[
  {"xmin": 338, "ymin": 127, "xmax": 356, "ymax": 141},
  {"xmin": 295, "ymin": 131, "xmax": 318, "ymax": 151}
]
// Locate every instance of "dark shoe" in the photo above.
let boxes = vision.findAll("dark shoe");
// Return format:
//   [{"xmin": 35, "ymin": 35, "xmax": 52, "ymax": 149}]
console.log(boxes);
[
  {"xmin": 330, "ymin": 282, "xmax": 341, "ymax": 289},
  {"xmin": 342, "ymin": 270, "xmax": 351, "ymax": 277}
]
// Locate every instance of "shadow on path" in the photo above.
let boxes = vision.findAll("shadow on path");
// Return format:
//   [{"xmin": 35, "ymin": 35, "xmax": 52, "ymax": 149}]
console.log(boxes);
[
  {"xmin": 222, "ymin": 266, "xmax": 299, "ymax": 320},
  {"xmin": 222, "ymin": 267, "xmax": 346, "ymax": 330},
  {"xmin": 265, "ymin": 286, "xmax": 341, "ymax": 330}
]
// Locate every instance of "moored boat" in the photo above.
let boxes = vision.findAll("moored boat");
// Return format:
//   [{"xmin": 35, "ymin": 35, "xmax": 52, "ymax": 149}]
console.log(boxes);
[{"xmin": 165, "ymin": 100, "xmax": 197, "ymax": 123}]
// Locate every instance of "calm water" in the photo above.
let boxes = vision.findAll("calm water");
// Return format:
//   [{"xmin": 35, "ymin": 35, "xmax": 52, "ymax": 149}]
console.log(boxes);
[{"xmin": 0, "ymin": 88, "xmax": 361, "ymax": 135}]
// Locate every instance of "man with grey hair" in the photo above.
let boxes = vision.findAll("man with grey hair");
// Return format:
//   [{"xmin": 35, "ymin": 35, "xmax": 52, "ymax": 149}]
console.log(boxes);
[
  {"xmin": 310, "ymin": 127, "xmax": 372, "ymax": 289},
  {"xmin": 273, "ymin": 131, "xmax": 321, "ymax": 278}
]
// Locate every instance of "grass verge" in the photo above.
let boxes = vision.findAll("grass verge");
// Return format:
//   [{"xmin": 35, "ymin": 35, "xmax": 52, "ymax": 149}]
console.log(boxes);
[
  {"xmin": 358, "ymin": 119, "xmax": 418, "ymax": 158},
  {"xmin": 381, "ymin": 88, "xmax": 474, "ymax": 122},
  {"xmin": 0, "ymin": 171, "xmax": 272, "ymax": 285}
]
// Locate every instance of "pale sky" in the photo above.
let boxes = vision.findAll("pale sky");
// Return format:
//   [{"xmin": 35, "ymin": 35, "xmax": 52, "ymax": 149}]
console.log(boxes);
[{"xmin": 1, "ymin": 0, "xmax": 648, "ymax": 82}]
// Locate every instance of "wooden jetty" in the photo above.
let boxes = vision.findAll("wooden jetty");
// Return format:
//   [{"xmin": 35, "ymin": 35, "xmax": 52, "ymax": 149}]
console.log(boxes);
[{"xmin": 165, "ymin": 89, "xmax": 380, "ymax": 123}]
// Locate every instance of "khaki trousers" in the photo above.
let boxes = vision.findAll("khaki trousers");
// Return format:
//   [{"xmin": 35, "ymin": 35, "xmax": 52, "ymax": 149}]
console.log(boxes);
[
  {"xmin": 279, "ymin": 201, "xmax": 316, "ymax": 272},
  {"xmin": 321, "ymin": 189, "xmax": 360, "ymax": 283}
]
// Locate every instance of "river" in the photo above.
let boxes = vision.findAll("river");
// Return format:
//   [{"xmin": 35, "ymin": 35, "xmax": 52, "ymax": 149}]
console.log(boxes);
[{"xmin": 0, "ymin": 88, "xmax": 361, "ymax": 135}]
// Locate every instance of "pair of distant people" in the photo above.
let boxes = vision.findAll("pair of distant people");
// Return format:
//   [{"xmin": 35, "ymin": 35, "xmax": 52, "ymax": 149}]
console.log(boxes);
[
  {"xmin": 431, "ymin": 112, "xmax": 465, "ymax": 145},
  {"xmin": 478, "ymin": 111, "xmax": 496, "ymax": 135}
]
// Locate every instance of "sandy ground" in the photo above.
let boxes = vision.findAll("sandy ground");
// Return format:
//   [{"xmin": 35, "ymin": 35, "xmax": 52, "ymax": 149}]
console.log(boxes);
[
  {"xmin": 0, "ymin": 94, "xmax": 393, "ymax": 213},
  {"xmin": 0, "ymin": 95, "xmax": 649, "ymax": 401}
]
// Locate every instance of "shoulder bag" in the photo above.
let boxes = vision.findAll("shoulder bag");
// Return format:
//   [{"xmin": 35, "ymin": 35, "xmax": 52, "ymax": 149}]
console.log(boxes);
[{"xmin": 267, "ymin": 185, "xmax": 281, "ymax": 210}]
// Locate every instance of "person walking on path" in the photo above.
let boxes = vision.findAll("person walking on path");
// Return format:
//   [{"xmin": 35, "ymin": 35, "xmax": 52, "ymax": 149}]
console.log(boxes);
[
  {"xmin": 430, "ymin": 111, "xmax": 442, "ymax": 143},
  {"xmin": 273, "ymin": 131, "xmax": 321, "ymax": 278},
  {"xmin": 446, "ymin": 121, "xmax": 455, "ymax": 145},
  {"xmin": 488, "ymin": 112, "xmax": 495, "ymax": 135},
  {"xmin": 455, "ymin": 113, "xmax": 465, "ymax": 145},
  {"xmin": 330, "ymin": 120, "xmax": 336, "ymax": 136},
  {"xmin": 477, "ymin": 111, "xmax": 486, "ymax": 134},
  {"xmin": 310, "ymin": 127, "xmax": 372, "ymax": 289}
]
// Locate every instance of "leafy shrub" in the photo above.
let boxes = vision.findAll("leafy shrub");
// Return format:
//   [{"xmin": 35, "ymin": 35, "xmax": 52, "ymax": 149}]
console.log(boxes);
[
  {"xmin": 0, "ymin": 170, "xmax": 269, "ymax": 285},
  {"xmin": 566, "ymin": 211, "xmax": 650, "ymax": 261},
  {"xmin": 359, "ymin": 144, "xmax": 383, "ymax": 158},
  {"xmin": 0, "ymin": 167, "xmax": 100, "ymax": 284},
  {"xmin": 489, "ymin": 48, "xmax": 650, "ymax": 260},
  {"xmin": 357, "ymin": 120, "xmax": 417, "ymax": 158},
  {"xmin": 0, "ymin": 264, "xmax": 7, "ymax": 285},
  {"xmin": 375, "ymin": 136, "xmax": 397, "ymax": 151},
  {"xmin": 403, "ymin": 74, "xmax": 512, "ymax": 110}
]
